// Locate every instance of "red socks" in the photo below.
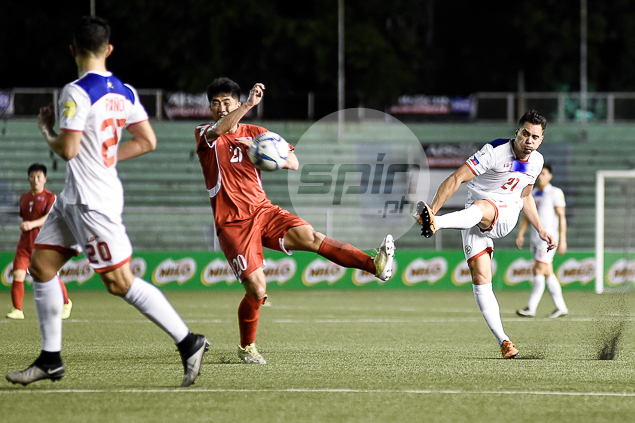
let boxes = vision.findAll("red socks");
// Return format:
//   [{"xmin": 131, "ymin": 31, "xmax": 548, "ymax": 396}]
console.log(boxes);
[
  {"xmin": 317, "ymin": 237, "xmax": 376, "ymax": 274},
  {"xmin": 58, "ymin": 278, "xmax": 69, "ymax": 305},
  {"xmin": 238, "ymin": 294, "xmax": 266, "ymax": 347},
  {"xmin": 11, "ymin": 281, "xmax": 25, "ymax": 310},
  {"xmin": 10, "ymin": 278, "xmax": 69, "ymax": 310}
]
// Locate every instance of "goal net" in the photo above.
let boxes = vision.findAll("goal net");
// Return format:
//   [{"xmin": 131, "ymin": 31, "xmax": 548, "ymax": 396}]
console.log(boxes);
[{"xmin": 596, "ymin": 170, "xmax": 635, "ymax": 293}]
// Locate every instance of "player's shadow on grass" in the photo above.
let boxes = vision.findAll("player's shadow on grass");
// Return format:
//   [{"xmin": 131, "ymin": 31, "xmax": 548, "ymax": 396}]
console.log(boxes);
[
  {"xmin": 514, "ymin": 354, "xmax": 546, "ymax": 360},
  {"xmin": 213, "ymin": 354, "xmax": 243, "ymax": 365},
  {"xmin": 483, "ymin": 353, "xmax": 546, "ymax": 360}
]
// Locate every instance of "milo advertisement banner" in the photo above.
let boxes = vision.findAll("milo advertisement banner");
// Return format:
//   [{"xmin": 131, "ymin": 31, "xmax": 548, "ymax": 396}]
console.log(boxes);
[{"xmin": 0, "ymin": 250, "xmax": 625, "ymax": 292}]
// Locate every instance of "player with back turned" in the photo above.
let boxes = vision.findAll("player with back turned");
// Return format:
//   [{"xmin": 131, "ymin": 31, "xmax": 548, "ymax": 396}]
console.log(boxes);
[
  {"xmin": 6, "ymin": 16, "xmax": 208, "ymax": 387},
  {"xmin": 415, "ymin": 110, "xmax": 556, "ymax": 359},
  {"xmin": 195, "ymin": 77, "xmax": 395, "ymax": 364}
]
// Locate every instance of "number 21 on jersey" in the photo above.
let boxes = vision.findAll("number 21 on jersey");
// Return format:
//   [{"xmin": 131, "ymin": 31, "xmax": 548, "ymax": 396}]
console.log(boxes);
[
  {"xmin": 501, "ymin": 177, "xmax": 520, "ymax": 191},
  {"xmin": 230, "ymin": 146, "xmax": 243, "ymax": 163}
]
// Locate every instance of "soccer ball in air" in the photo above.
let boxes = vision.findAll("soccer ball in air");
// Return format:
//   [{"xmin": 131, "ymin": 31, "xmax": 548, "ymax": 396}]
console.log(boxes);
[{"xmin": 248, "ymin": 132, "xmax": 290, "ymax": 171}]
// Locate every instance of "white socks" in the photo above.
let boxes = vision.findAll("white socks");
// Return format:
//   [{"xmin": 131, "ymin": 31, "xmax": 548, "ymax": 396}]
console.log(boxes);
[
  {"xmin": 123, "ymin": 278, "xmax": 189, "ymax": 343},
  {"xmin": 526, "ymin": 275, "xmax": 546, "ymax": 312},
  {"xmin": 436, "ymin": 205, "xmax": 483, "ymax": 230},
  {"xmin": 546, "ymin": 274, "xmax": 568, "ymax": 312},
  {"xmin": 34, "ymin": 277, "xmax": 64, "ymax": 352},
  {"xmin": 526, "ymin": 274, "xmax": 568, "ymax": 313},
  {"xmin": 473, "ymin": 283, "xmax": 509, "ymax": 346}
]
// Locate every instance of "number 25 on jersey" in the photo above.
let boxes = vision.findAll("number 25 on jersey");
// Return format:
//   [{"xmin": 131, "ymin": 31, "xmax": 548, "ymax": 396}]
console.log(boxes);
[{"xmin": 101, "ymin": 118, "xmax": 126, "ymax": 167}]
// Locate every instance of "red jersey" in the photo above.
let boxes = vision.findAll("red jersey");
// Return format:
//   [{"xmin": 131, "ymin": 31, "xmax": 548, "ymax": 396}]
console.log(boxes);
[
  {"xmin": 17, "ymin": 188, "xmax": 56, "ymax": 250},
  {"xmin": 196, "ymin": 123, "xmax": 280, "ymax": 226}
]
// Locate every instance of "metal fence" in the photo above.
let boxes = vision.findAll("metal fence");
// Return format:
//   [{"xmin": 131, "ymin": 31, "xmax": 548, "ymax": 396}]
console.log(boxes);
[{"xmin": 5, "ymin": 88, "xmax": 635, "ymax": 122}]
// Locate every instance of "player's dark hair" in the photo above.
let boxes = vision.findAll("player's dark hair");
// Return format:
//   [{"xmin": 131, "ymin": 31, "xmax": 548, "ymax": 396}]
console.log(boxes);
[
  {"xmin": 518, "ymin": 110, "xmax": 547, "ymax": 132},
  {"xmin": 543, "ymin": 163, "xmax": 553, "ymax": 174},
  {"xmin": 72, "ymin": 16, "xmax": 110, "ymax": 55},
  {"xmin": 27, "ymin": 163, "xmax": 47, "ymax": 177},
  {"xmin": 206, "ymin": 78, "xmax": 241, "ymax": 103}
]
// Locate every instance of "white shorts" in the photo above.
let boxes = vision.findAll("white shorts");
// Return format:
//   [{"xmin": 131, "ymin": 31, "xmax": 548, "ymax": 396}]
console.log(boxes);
[
  {"xmin": 530, "ymin": 239, "xmax": 557, "ymax": 265},
  {"xmin": 34, "ymin": 196, "xmax": 133, "ymax": 273},
  {"xmin": 461, "ymin": 199, "xmax": 520, "ymax": 263}
]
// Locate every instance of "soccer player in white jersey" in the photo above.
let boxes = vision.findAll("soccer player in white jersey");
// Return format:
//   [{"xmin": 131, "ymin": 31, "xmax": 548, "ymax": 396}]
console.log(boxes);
[
  {"xmin": 6, "ymin": 16, "xmax": 208, "ymax": 388},
  {"xmin": 414, "ymin": 110, "xmax": 556, "ymax": 359},
  {"xmin": 515, "ymin": 164, "xmax": 569, "ymax": 318}
]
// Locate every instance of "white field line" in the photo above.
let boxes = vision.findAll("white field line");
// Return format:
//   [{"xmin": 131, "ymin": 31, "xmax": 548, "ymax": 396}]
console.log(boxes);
[
  {"xmin": 2, "ymin": 317, "xmax": 630, "ymax": 325},
  {"xmin": 1, "ymin": 387, "xmax": 634, "ymax": 397}
]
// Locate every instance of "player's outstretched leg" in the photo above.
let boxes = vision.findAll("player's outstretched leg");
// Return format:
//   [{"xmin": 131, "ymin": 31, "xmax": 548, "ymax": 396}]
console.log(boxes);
[
  {"xmin": 178, "ymin": 334, "xmax": 210, "ymax": 387},
  {"xmin": 414, "ymin": 202, "xmax": 436, "ymax": 238},
  {"xmin": 373, "ymin": 234, "xmax": 395, "ymax": 281},
  {"xmin": 285, "ymin": 226, "xmax": 395, "ymax": 281}
]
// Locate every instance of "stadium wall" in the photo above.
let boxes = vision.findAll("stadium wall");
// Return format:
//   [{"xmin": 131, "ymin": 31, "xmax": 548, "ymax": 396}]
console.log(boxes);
[{"xmin": 1, "ymin": 249, "xmax": 624, "ymax": 292}]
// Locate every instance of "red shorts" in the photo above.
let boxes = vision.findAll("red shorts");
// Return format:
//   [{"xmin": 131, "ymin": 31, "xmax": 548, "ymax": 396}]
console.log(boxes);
[
  {"xmin": 217, "ymin": 205, "xmax": 308, "ymax": 281},
  {"xmin": 13, "ymin": 245, "xmax": 32, "ymax": 272}
]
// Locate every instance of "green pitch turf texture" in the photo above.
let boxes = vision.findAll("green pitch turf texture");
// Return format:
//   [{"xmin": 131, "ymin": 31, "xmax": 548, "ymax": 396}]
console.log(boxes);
[{"xmin": 1, "ymin": 290, "xmax": 634, "ymax": 423}]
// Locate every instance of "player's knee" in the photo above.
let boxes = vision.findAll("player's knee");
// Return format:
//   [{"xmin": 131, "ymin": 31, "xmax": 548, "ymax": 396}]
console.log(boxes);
[
  {"xmin": 472, "ymin": 275, "xmax": 489, "ymax": 285},
  {"xmin": 252, "ymin": 285, "xmax": 267, "ymax": 300},
  {"xmin": 310, "ymin": 230, "xmax": 326, "ymax": 248},
  {"xmin": 473, "ymin": 201, "xmax": 494, "ymax": 226},
  {"xmin": 28, "ymin": 261, "xmax": 52, "ymax": 282},
  {"xmin": 100, "ymin": 274, "xmax": 130, "ymax": 297},
  {"xmin": 244, "ymin": 282, "xmax": 266, "ymax": 300}
]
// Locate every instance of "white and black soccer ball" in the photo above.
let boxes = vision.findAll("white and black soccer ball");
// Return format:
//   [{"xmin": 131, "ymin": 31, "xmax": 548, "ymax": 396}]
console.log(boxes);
[{"xmin": 248, "ymin": 131, "xmax": 290, "ymax": 171}]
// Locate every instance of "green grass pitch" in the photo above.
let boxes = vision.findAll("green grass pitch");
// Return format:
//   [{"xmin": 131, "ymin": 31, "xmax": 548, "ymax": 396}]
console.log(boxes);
[{"xmin": 1, "ymin": 290, "xmax": 634, "ymax": 422}]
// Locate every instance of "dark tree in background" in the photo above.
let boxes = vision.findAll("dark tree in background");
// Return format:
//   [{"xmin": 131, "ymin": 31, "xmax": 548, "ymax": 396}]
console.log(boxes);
[{"xmin": 2, "ymin": 0, "xmax": 635, "ymax": 105}]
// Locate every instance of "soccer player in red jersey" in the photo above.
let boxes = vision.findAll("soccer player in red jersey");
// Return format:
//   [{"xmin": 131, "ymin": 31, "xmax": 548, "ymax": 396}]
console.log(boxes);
[
  {"xmin": 6, "ymin": 164, "xmax": 72, "ymax": 320},
  {"xmin": 195, "ymin": 78, "xmax": 395, "ymax": 364}
]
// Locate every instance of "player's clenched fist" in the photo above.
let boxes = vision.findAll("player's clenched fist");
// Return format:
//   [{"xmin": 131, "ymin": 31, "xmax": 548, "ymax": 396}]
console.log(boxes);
[
  {"xmin": 38, "ymin": 103, "xmax": 56, "ymax": 135},
  {"xmin": 245, "ymin": 83, "xmax": 265, "ymax": 108}
]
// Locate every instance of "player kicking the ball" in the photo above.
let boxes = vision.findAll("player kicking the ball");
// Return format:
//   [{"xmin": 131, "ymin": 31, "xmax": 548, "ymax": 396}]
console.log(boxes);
[
  {"xmin": 6, "ymin": 16, "xmax": 208, "ymax": 387},
  {"xmin": 195, "ymin": 77, "xmax": 395, "ymax": 364},
  {"xmin": 414, "ymin": 110, "xmax": 556, "ymax": 359}
]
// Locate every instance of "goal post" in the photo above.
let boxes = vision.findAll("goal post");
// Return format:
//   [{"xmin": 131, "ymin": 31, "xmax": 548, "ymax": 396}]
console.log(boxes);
[{"xmin": 595, "ymin": 169, "xmax": 635, "ymax": 293}]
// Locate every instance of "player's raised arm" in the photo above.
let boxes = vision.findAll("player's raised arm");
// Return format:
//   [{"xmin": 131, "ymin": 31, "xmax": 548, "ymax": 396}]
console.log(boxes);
[
  {"xmin": 430, "ymin": 164, "xmax": 476, "ymax": 213},
  {"xmin": 118, "ymin": 121, "xmax": 157, "ymax": 162},
  {"xmin": 206, "ymin": 83, "xmax": 265, "ymax": 142},
  {"xmin": 521, "ymin": 185, "xmax": 556, "ymax": 250},
  {"xmin": 38, "ymin": 104, "xmax": 82, "ymax": 161}
]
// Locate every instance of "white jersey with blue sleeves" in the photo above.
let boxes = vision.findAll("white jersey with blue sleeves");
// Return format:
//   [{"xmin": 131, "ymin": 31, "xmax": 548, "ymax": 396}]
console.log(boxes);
[
  {"xmin": 57, "ymin": 71, "xmax": 148, "ymax": 211},
  {"xmin": 464, "ymin": 138, "xmax": 544, "ymax": 209}
]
